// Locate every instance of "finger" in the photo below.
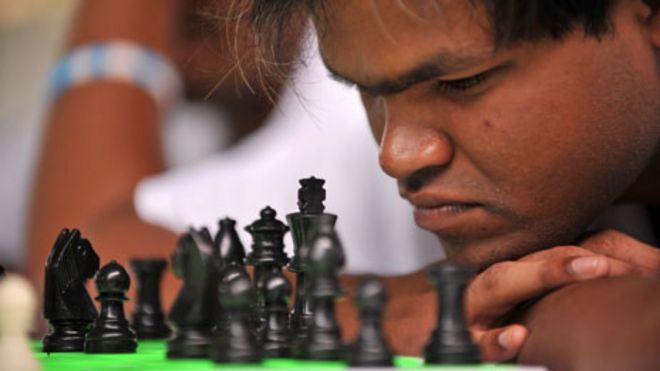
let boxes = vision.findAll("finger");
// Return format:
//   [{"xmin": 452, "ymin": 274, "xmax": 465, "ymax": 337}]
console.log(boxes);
[
  {"xmin": 578, "ymin": 229, "xmax": 660, "ymax": 272},
  {"xmin": 518, "ymin": 245, "xmax": 594, "ymax": 262},
  {"xmin": 475, "ymin": 324, "xmax": 528, "ymax": 362},
  {"xmin": 468, "ymin": 255, "xmax": 610, "ymax": 319}
]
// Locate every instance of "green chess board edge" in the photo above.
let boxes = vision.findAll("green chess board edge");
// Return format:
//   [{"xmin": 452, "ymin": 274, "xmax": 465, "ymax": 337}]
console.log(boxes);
[{"xmin": 32, "ymin": 340, "xmax": 519, "ymax": 370}]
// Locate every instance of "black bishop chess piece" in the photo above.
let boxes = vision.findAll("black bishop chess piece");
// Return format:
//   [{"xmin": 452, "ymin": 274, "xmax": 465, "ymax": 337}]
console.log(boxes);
[
  {"xmin": 286, "ymin": 177, "xmax": 337, "ymax": 357},
  {"xmin": 262, "ymin": 269, "xmax": 293, "ymax": 358},
  {"xmin": 424, "ymin": 263, "xmax": 481, "ymax": 364},
  {"xmin": 301, "ymin": 223, "xmax": 345, "ymax": 360},
  {"xmin": 129, "ymin": 258, "xmax": 170, "ymax": 339},
  {"xmin": 210, "ymin": 265, "xmax": 261, "ymax": 364},
  {"xmin": 346, "ymin": 278, "xmax": 393, "ymax": 367},
  {"xmin": 84, "ymin": 260, "xmax": 138, "ymax": 353},
  {"xmin": 245, "ymin": 206, "xmax": 289, "ymax": 340},
  {"xmin": 42, "ymin": 228, "xmax": 100, "ymax": 353},
  {"xmin": 213, "ymin": 217, "xmax": 247, "ymax": 270},
  {"xmin": 167, "ymin": 227, "xmax": 216, "ymax": 358}
]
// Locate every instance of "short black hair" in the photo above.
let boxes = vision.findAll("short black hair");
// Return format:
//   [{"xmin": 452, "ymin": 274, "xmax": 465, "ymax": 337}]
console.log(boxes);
[{"xmin": 235, "ymin": 0, "xmax": 659, "ymax": 88}]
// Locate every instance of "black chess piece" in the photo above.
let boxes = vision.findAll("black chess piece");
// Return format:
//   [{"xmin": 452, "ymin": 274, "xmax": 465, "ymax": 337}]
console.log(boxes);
[
  {"xmin": 301, "ymin": 223, "xmax": 345, "ymax": 360},
  {"xmin": 0, "ymin": 264, "xmax": 5, "ymax": 278},
  {"xmin": 286, "ymin": 177, "xmax": 337, "ymax": 356},
  {"xmin": 167, "ymin": 228, "xmax": 216, "ymax": 358},
  {"xmin": 262, "ymin": 269, "xmax": 293, "ymax": 358},
  {"xmin": 210, "ymin": 265, "xmax": 261, "ymax": 364},
  {"xmin": 213, "ymin": 217, "xmax": 247, "ymax": 269},
  {"xmin": 424, "ymin": 263, "xmax": 481, "ymax": 364},
  {"xmin": 346, "ymin": 278, "xmax": 393, "ymax": 367},
  {"xmin": 84, "ymin": 260, "xmax": 138, "ymax": 353},
  {"xmin": 245, "ymin": 206, "xmax": 289, "ymax": 340},
  {"xmin": 129, "ymin": 258, "xmax": 170, "ymax": 339},
  {"xmin": 43, "ymin": 228, "xmax": 100, "ymax": 353}
]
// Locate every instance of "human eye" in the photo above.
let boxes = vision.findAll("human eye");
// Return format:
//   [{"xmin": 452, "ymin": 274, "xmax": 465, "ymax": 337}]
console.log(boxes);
[{"xmin": 435, "ymin": 71, "xmax": 490, "ymax": 94}]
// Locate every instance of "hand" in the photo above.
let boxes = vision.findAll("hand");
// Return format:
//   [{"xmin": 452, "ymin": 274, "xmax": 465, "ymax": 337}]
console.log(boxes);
[{"xmin": 467, "ymin": 229, "xmax": 660, "ymax": 362}]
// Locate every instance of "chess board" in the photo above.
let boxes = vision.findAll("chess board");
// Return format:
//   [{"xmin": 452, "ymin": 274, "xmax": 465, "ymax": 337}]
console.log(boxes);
[{"xmin": 32, "ymin": 340, "xmax": 546, "ymax": 370}]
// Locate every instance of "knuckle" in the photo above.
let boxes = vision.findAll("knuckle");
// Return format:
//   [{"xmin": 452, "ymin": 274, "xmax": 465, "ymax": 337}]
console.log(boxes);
[{"xmin": 479, "ymin": 261, "xmax": 514, "ymax": 292}]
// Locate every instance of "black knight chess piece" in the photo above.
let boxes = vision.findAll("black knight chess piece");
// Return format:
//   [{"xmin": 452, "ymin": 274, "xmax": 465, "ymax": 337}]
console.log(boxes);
[
  {"xmin": 43, "ymin": 228, "xmax": 100, "ymax": 352},
  {"xmin": 301, "ymin": 223, "xmax": 345, "ymax": 360},
  {"xmin": 286, "ymin": 177, "xmax": 337, "ymax": 356},
  {"xmin": 167, "ymin": 227, "xmax": 216, "ymax": 358},
  {"xmin": 262, "ymin": 269, "xmax": 293, "ymax": 358},
  {"xmin": 424, "ymin": 263, "xmax": 481, "ymax": 364},
  {"xmin": 346, "ymin": 278, "xmax": 393, "ymax": 366},
  {"xmin": 84, "ymin": 260, "xmax": 137, "ymax": 353},
  {"xmin": 245, "ymin": 206, "xmax": 290, "ymax": 340},
  {"xmin": 129, "ymin": 258, "xmax": 170, "ymax": 339},
  {"xmin": 210, "ymin": 265, "xmax": 261, "ymax": 364}
]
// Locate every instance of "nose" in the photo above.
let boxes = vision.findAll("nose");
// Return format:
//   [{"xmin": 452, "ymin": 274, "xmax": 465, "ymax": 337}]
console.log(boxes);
[{"xmin": 378, "ymin": 115, "xmax": 453, "ymax": 186}]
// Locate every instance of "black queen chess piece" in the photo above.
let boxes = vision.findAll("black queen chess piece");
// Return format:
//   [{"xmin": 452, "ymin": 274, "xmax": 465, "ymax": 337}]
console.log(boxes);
[
  {"xmin": 286, "ymin": 177, "xmax": 337, "ymax": 356},
  {"xmin": 167, "ymin": 228, "xmax": 216, "ymax": 358},
  {"xmin": 424, "ymin": 263, "xmax": 481, "ymax": 364},
  {"xmin": 43, "ymin": 229, "xmax": 100, "ymax": 352},
  {"xmin": 245, "ymin": 206, "xmax": 290, "ymax": 340},
  {"xmin": 129, "ymin": 258, "xmax": 171, "ymax": 339},
  {"xmin": 84, "ymin": 260, "xmax": 138, "ymax": 353}
]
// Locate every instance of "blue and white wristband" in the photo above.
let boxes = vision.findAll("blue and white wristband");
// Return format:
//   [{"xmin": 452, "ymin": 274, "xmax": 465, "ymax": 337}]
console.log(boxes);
[{"xmin": 48, "ymin": 41, "xmax": 183, "ymax": 109}]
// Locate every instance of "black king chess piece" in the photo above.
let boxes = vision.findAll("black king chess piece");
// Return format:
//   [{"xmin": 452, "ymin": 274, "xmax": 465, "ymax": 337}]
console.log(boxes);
[
  {"xmin": 424, "ymin": 263, "xmax": 481, "ymax": 364},
  {"xmin": 346, "ymin": 278, "xmax": 394, "ymax": 366},
  {"xmin": 43, "ymin": 228, "xmax": 100, "ymax": 352},
  {"xmin": 84, "ymin": 260, "xmax": 138, "ymax": 353},
  {"xmin": 210, "ymin": 265, "xmax": 261, "ymax": 364},
  {"xmin": 286, "ymin": 177, "xmax": 337, "ymax": 356},
  {"xmin": 262, "ymin": 269, "xmax": 293, "ymax": 358},
  {"xmin": 129, "ymin": 258, "xmax": 171, "ymax": 339},
  {"xmin": 167, "ymin": 228, "xmax": 216, "ymax": 358},
  {"xmin": 245, "ymin": 206, "xmax": 290, "ymax": 340},
  {"xmin": 301, "ymin": 223, "xmax": 345, "ymax": 360}
]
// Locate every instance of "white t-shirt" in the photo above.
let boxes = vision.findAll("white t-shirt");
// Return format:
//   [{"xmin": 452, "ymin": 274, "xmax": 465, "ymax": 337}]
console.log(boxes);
[{"xmin": 133, "ymin": 42, "xmax": 445, "ymax": 275}]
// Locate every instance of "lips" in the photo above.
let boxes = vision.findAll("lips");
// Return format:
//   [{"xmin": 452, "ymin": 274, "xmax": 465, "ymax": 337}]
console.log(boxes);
[{"xmin": 403, "ymin": 191, "xmax": 488, "ymax": 234}]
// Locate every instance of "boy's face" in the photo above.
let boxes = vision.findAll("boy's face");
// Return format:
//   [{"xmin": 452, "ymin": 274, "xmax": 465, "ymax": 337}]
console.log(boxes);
[{"xmin": 316, "ymin": 0, "xmax": 660, "ymax": 268}]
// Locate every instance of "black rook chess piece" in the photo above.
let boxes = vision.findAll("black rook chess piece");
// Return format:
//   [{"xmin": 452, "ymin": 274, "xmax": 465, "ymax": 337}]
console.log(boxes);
[
  {"xmin": 286, "ymin": 177, "xmax": 337, "ymax": 356},
  {"xmin": 262, "ymin": 269, "xmax": 293, "ymax": 358},
  {"xmin": 43, "ymin": 228, "xmax": 100, "ymax": 353},
  {"xmin": 167, "ymin": 228, "xmax": 217, "ymax": 358},
  {"xmin": 210, "ymin": 265, "xmax": 261, "ymax": 364},
  {"xmin": 84, "ymin": 260, "xmax": 138, "ymax": 353},
  {"xmin": 301, "ymin": 223, "xmax": 345, "ymax": 360},
  {"xmin": 130, "ymin": 258, "xmax": 171, "ymax": 339},
  {"xmin": 245, "ymin": 206, "xmax": 289, "ymax": 340},
  {"xmin": 424, "ymin": 263, "xmax": 481, "ymax": 364},
  {"xmin": 346, "ymin": 278, "xmax": 393, "ymax": 367}
]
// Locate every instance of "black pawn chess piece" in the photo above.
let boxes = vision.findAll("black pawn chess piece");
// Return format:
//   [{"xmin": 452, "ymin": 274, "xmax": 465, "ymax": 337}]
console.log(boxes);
[
  {"xmin": 301, "ymin": 224, "xmax": 345, "ymax": 360},
  {"xmin": 84, "ymin": 260, "xmax": 137, "ymax": 353},
  {"xmin": 167, "ymin": 228, "xmax": 216, "ymax": 358},
  {"xmin": 346, "ymin": 278, "xmax": 393, "ymax": 367},
  {"xmin": 213, "ymin": 217, "xmax": 247, "ymax": 269},
  {"xmin": 262, "ymin": 269, "xmax": 292, "ymax": 358},
  {"xmin": 286, "ymin": 177, "xmax": 337, "ymax": 355},
  {"xmin": 424, "ymin": 264, "xmax": 481, "ymax": 364},
  {"xmin": 245, "ymin": 206, "xmax": 289, "ymax": 340},
  {"xmin": 130, "ymin": 258, "xmax": 170, "ymax": 339},
  {"xmin": 43, "ymin": 228, "xmax": 100, "ymax": 352},
  {"xmin": 210, "ymin": 265, "xmax": 261, "ymax": 364}
]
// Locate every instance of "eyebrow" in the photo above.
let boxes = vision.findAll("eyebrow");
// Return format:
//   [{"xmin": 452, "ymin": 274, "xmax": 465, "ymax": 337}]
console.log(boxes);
[{"xmin": 322, "ymin": 49, "xmax": 493, "ymax": 96}]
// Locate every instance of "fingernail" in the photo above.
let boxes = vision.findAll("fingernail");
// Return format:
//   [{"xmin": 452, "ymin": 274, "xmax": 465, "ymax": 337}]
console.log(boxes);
[
  {"xmin": 497, "ymin": 330, "xmax": 512, "ymax": 349},
  {"xmin": 568, "ymin": 256, "xmax": 606, "ymax": 278}
]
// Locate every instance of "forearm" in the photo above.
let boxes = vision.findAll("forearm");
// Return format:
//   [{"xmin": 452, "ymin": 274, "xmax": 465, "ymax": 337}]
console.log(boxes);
[{"xmin": 517, "ymin": 276, "xmax": 660, "ymax": 370}]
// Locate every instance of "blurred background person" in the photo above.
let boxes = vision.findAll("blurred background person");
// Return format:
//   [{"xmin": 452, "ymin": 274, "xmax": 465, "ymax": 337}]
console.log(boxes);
[{"xmin": 14, "ymin": 0, "xmax": 442, "ymax": 308}]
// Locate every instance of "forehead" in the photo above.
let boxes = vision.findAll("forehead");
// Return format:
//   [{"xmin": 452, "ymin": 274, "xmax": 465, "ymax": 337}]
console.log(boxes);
[{"xmin": 316, "ymin": 0, "xmax": 495, "ymax": 83}]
